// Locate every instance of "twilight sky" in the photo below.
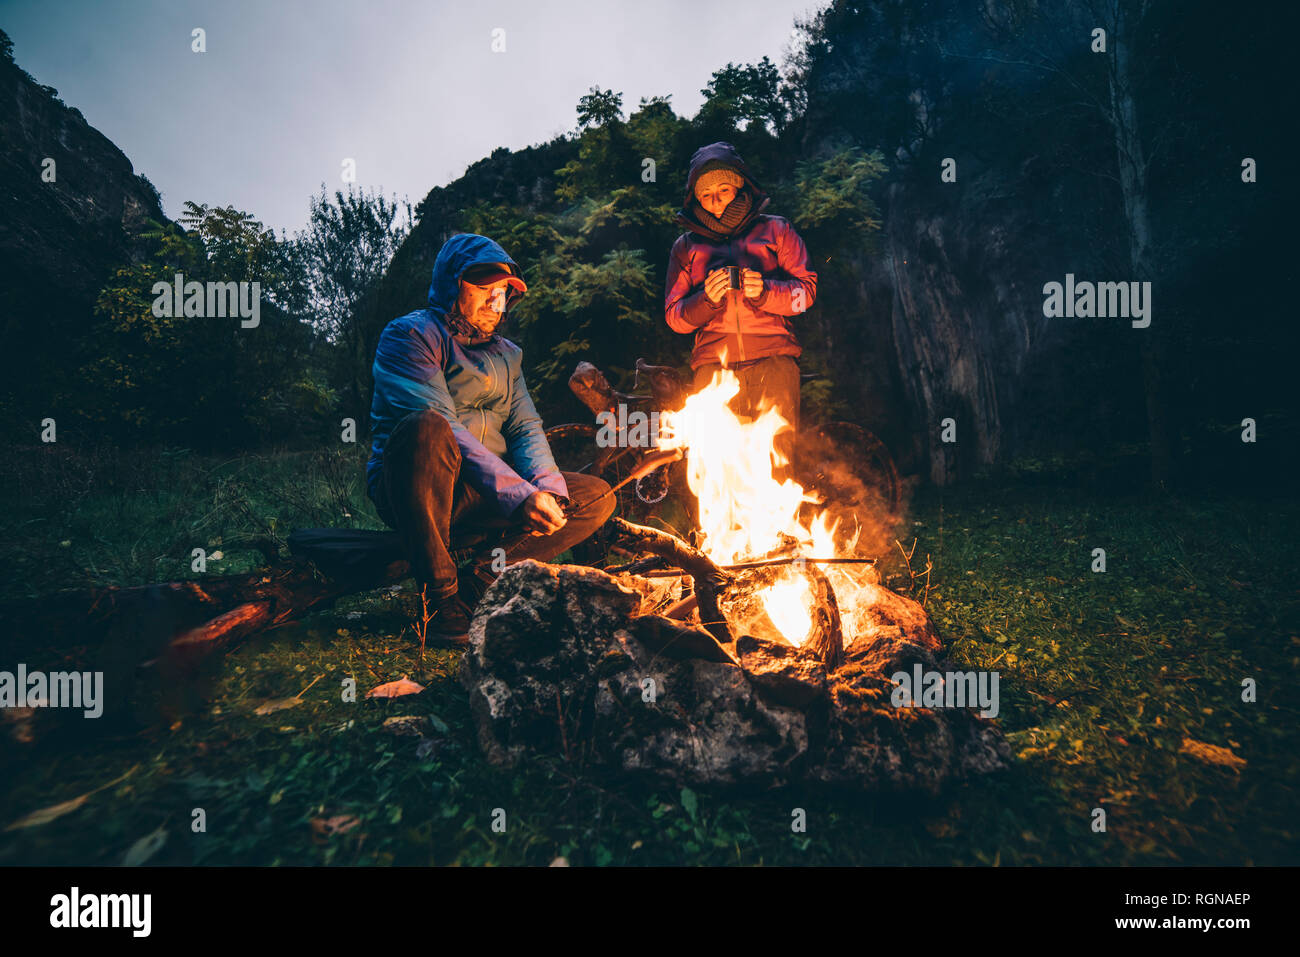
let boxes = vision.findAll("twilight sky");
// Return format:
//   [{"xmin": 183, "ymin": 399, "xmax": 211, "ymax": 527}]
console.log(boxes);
[{"xmin": 1, "ymin": 0, "xmax": 819, "ymax": 235}]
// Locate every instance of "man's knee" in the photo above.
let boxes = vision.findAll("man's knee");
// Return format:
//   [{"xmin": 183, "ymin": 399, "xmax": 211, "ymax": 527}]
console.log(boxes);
[
  {"xmin": 563, "ymin": 473, "xmax": 615, "ymax": 528},
  {"xmin": 392, "ymin": 410, "xmax": 459, "ymax": 462},
  {"xmin": 398, "ymin": 409, "xmax": 453, "ymax": 443}
]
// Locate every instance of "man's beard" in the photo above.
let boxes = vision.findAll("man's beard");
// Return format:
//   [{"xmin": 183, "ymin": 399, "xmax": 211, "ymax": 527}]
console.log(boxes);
[
  {"xmin": 448, "ymin": 306, "xmax": 505, "ymax": 343},
  {"xmin": 467, "ymin": 308, "xmax": 504, "ymax": 336}
]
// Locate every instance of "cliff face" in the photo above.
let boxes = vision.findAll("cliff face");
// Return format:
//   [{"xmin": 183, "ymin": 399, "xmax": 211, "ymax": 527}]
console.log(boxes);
[
  {"xmin": 839, "ymin": 162, "xmax": 1147, "ymax": 485},
  {"xmin": 0, "ymin": 34, "xmax": 166, "ymax": 423},
  {"xmin": 868, "ymin": 176, "xmax": 1047, "ymax": 484}
]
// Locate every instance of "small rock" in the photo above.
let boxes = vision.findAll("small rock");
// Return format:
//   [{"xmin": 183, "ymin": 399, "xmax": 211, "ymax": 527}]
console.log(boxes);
[{"xmin": 382, "ymin": 715, "xmax": 429, "ymax": 737}]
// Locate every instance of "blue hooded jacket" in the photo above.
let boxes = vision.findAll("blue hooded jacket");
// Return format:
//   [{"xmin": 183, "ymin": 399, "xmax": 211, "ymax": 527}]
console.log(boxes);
[{"xmin": 367, "ymin": 233, "xmax": 568, "ymax": 516}]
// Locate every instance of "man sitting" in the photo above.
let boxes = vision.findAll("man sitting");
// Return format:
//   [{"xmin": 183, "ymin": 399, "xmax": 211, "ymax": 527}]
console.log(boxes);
[{"xmin": 367, "ymin": 232, "xmax": 614, "ymax": 644}]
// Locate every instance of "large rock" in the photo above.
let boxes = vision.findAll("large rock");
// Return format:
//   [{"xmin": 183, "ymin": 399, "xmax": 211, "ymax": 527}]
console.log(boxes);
[{"xmin": 460, "ymin": 560, "xmax": 1009, "ymax": 792}]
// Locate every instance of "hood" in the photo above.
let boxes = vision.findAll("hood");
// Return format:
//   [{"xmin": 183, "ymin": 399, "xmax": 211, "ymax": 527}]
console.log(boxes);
[
  {"xmin": 427, "ymin": 232, "xmax": 525, "ymax": 319},
  {"xmin": 674, "ymin": 141, "xmax": 771, "ymax": 240}
]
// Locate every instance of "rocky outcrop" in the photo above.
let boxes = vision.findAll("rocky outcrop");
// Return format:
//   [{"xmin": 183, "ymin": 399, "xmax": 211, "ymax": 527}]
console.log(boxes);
[
  {"xmin": 845, "ymin": 169, "xmax": 1087, "ymax": 485},
  {"xmin": 0, "ymin": 31, "xmax": 166, "ymax": 426},
  {"xmin": 460, "ymin": 559, "xmax": 1009, "ymax": 792}
]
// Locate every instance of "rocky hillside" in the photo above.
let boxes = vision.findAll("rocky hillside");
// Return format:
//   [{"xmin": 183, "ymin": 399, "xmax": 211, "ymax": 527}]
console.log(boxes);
[{"xmin": 0, "ymin": 29, "xmax": 166, "ymax": 431}]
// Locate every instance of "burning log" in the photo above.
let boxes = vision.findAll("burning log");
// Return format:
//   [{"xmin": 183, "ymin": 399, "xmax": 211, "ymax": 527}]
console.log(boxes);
[
  {"xmin": 606, "ymin": 518, "xmax": 852, "ymax": 670},
  {"xmin": 607, "ymin": 517, "xmax": 733, "ymax": 645},
  {"xmin": 802, "ymin": 562, "xmax": 845, "ymax": 671}
]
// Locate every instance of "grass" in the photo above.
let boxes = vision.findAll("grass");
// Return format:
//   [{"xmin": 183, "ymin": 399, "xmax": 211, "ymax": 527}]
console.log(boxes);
[{"xmin": 1, "ymin": 443, "xmax": 1297, "ymax": 865}]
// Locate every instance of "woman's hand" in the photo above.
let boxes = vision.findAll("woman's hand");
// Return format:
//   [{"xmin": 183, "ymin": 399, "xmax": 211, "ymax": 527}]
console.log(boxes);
[
  {"xmin": 741, "ymin": 268, "xmax": 764, "ymax": 300},
  {"xmin": 703, "ymin": 268, "xmax": 731, "ymax": 304}
]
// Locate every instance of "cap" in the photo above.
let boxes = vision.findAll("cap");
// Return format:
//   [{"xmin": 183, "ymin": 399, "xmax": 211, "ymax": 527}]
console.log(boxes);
[{"xmin": 461, "ymin": 262, "xmax": 527, "ymax": 296}]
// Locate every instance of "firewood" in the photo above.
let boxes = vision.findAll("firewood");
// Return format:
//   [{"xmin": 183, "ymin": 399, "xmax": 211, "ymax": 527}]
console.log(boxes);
[
  {"xmin": 802, "ymin": 562, "xmax": 845, "ymax": 670},
  {"xmin": 607, "ymin": 517, "xmax": 733, "ymax": 645}
]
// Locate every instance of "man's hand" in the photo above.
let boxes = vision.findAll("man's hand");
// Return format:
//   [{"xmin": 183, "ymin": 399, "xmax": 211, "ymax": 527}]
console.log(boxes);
[
  {"xmin": 703, "ymin": 268, "xmax": 731, "ymax": 304},
  {"xmin": 519, "ymin": 490, "xmax": 567, "ymax": 535},
  {"xmin": 741, "ymin": 268, "xmax": 764, "ymax": 300}
]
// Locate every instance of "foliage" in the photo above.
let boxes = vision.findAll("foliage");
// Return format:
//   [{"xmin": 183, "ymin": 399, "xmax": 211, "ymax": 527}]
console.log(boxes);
[
  {"xmin": 791, "ymin": 147, "xmax": 888, "ymax": 235},
  {"xmin": 83, "ymin": 206, "xmax": 320, "ymax": 446},
  {"xmin": 287, "ymin": 185, "xmax": 413, "ymax": 413},
  {"xmin": 576, "ymin": 87, "xmax": 624, "ymax": 130},
  {"xmin": 698, "ymin": 57, "xmax": 788, "ymax": 135}
]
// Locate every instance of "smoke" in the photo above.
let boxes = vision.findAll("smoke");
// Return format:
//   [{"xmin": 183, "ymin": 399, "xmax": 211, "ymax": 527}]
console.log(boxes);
[{"xmin": 795, "ymin": 427, "xmax": 909, "ymax": 562}]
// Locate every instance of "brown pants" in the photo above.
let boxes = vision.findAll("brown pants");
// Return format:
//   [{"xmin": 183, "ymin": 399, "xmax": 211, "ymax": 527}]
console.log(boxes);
[
  {"xmin": 372, "ymin": 410, "xmax": 614, "ymax": 599},
  {"xmin": 693, "ymin": 354, "xmax": 800, "ymax": 481}
]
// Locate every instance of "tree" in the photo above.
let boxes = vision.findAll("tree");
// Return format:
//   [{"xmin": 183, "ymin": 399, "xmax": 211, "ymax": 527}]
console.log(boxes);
[
  {"xmin": 787, "ymin": 0, "xmax": 967, "ymax": 160},
  {"xmin": 87, "ymin": 206, "xmax": 317, "ymax": 445},
  {"xmin": 698, "ymin": 57, "xmax": 789, "ymax": 135},
  {"xmin": 576, "ymin": 87, "xmax": 624, "ymax": 130},
  {"xmin": 289, "ymin": 186, "xmax": 413, "ymax": 415},
  {"xmin": 791, "ymin": 148, "xmax": 888, "ymax": 236}
]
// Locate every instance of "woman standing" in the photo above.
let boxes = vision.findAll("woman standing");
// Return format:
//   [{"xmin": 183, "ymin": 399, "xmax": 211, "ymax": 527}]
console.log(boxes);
[{"xmin": 664, "ymin": 142, "xmax": 818, "ymax": 481}]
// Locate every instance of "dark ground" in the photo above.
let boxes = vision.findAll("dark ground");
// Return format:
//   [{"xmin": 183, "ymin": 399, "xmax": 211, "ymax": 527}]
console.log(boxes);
[{"xmin": 1, "ymin": 443, "xmax": 1295, "ymax": 865}]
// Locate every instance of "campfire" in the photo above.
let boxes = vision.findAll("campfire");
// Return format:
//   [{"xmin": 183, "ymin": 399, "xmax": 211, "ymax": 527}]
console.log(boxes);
[
  {"xmin": 655, "ymin": 368, "xmax": 874, "ymax": 655},
  {"xmin": 595, "ymin": 365, "xmax": 885, "ymax": 674},
  {"xmin": 457, "ymin": 361, "xmax": 1011, "ymax": 791}
]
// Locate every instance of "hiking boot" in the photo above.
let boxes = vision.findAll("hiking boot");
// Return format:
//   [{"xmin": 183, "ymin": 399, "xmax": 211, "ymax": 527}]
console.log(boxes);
[
  {"xmin": 424, "ymin": 591, "xmax": 473, "ymax": 646},
  {"xmin": 457, "ymin": 563, "xmax": 496, "ymax": 611}
]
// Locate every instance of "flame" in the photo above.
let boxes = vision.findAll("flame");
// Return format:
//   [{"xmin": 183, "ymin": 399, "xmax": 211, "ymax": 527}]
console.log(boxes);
[{"xmin": 659, "ymin": 368, "xmax": 868, "ymax": 647}]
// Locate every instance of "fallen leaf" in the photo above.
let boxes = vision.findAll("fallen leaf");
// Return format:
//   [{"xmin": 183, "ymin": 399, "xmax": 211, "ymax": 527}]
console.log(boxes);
[
  {"xmin": 5, "ymin": 793, "xmax": 91, "ymax": 831},
  {"xmin": 122, "ymin": 826, "xmax": 168, "ymax": 866},
  {"xmin": 253, "ymin": 697, "xmax": 301, "ymax": 716},
  {"xmin": 1179, "ymin": 737, "xmax": 1246, "ymax": 771},
  {"xmin": 310, "ymin": 815, "xmax": 361, "ymax": 842},
  {"xmin": 5, "ymin": 764, "xmax": 139, "ymax": 832},
  {"xmin": 366, "ymin": 678, "xmax": 425, "ymax": 699}
]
